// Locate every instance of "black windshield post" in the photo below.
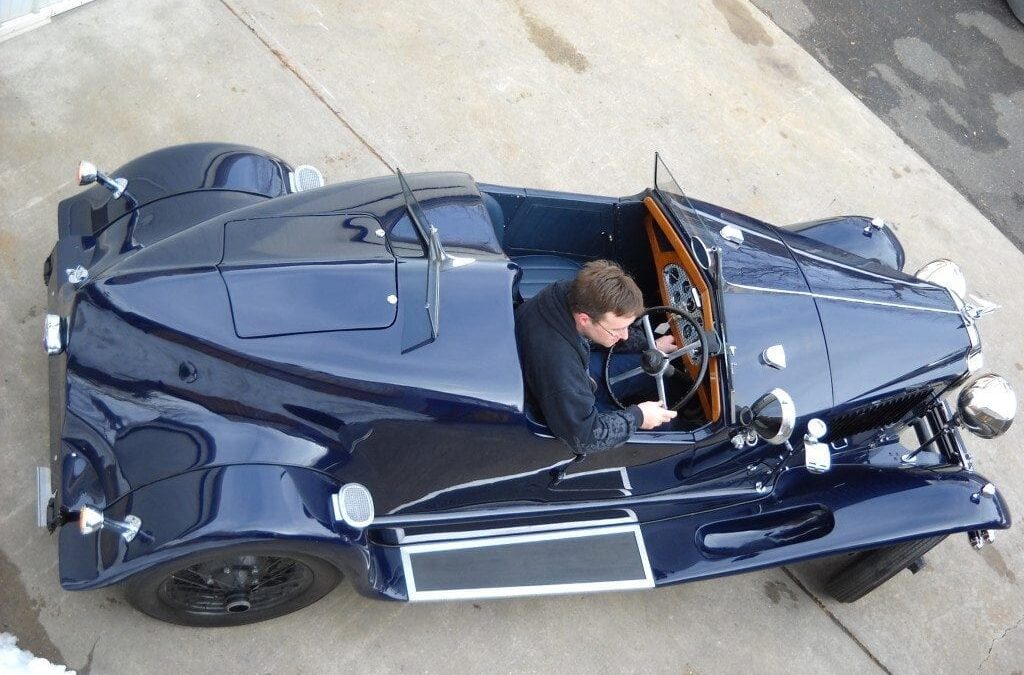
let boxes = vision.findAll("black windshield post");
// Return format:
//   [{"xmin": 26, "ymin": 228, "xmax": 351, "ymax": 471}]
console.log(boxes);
[{"xmin": 397, "ymin": 169, "xmax": 443, "ymax": 338}]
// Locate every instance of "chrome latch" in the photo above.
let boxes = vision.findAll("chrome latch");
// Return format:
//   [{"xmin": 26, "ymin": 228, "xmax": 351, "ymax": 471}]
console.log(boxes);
[{"xmin": 804, "ymin": 418, "xmax": 831, "ymax": 474}]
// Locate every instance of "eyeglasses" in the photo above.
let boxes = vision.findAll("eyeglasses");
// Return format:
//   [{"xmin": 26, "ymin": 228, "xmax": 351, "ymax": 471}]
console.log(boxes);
[{"xmin": 592, "ymin": 317, "xmax": 632, "ymax": 339}]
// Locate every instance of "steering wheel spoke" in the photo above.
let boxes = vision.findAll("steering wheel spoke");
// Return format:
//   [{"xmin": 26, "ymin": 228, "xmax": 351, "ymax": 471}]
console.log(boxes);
[
  {"xmin": 655, "ymin": 374, "xmax": 667, "ymax": 408},
  {"xmin": 665, "ymin": 340, "xmax": 702, "ymax": 361},
  {"xmin": 604, "ymin": 306, "xmax": 711, "ymax": 413},
  {"xmin": 608, "ymin": 366, "xmax": 645, "ymax": 385}
]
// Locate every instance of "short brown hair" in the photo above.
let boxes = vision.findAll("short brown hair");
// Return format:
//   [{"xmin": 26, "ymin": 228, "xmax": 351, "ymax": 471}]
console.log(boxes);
[{"xmin": 568, "ymin": 260, "xmax": 644, "ymax": 318}]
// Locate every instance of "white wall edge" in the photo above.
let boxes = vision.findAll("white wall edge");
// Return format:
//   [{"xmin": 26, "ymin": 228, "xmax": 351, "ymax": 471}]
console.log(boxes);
[{"xmin": 0, "ymin": 0, "xmax": 97, "ymax": 43}]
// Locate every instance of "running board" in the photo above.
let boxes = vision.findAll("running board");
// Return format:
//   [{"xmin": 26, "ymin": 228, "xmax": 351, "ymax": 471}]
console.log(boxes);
[{"xmin": 401, "ymin": 523, "xmax": 654, "ymax": 601}]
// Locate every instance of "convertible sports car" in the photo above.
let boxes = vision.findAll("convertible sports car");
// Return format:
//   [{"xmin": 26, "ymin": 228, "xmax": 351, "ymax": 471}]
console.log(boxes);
[{"xmin": 39, "ymin": 144, "xmax": 1015, "ymax": 626}]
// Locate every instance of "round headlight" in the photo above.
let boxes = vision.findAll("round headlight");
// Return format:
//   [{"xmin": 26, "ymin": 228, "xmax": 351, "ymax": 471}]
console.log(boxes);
[
  {"xmin": 915, "ymin": 259, "xmax": 967, "ymax": 300},
  {"xmin": 750, "ymin": 388, "xmax": 796, "ymax": 445},
  {"xmin": 958, "ymin": 374, "xmax": 1016, "ymax": 439}
]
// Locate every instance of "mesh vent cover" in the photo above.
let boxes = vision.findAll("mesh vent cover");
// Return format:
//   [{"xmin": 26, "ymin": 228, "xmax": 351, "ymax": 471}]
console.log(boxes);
[
  {"xmin": 338, "ymin": 483, "xmax": 374, "ymax": 528},
  {"xmin": 293, "ymin": 165, "xmax": 325, "ymax": 192}
]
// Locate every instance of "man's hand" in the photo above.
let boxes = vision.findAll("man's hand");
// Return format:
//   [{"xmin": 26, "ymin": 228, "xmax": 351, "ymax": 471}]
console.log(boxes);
[
  {"xmin": 655, "ymin": 334, "xmax": 677, "ymax": 353},
  {"xmin": 637, "ymin": 401, "xmax": 677, "ymax": 429}
]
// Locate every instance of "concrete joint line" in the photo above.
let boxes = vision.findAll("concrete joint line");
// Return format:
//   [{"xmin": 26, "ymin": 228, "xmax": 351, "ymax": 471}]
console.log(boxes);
[
  {"xmin": 781, "ymin": 567, "xmax": 893, "ymax": 675},
  {"xmin": 977, "ymin": 612, "xmax": 1024, "ymax": 671},
  {"xmin": 217, "ymin": 0, "xmax": 393, "ymax": 173}
]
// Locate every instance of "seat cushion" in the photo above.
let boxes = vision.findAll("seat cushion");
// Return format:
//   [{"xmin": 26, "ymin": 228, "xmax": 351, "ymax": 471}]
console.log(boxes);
[{"xmin": 511, "ymin": 254, "xmax": 582, "ymax": 301}]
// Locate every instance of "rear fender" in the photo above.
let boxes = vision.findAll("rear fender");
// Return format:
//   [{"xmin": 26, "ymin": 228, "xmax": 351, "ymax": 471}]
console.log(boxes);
[
  {"xmin": 57, "ymin": 143, "xmax": 293, "ymax": 239},
  {"xmin": 58, "ymin": 464, "xmax": 373, "ymax": 593}
]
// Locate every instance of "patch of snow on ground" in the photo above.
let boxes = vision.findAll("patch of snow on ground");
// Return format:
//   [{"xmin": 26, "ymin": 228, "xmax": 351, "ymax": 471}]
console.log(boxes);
[{"xmin": 0, "ymin": 634, "xmax": 73, "ymax": 675}]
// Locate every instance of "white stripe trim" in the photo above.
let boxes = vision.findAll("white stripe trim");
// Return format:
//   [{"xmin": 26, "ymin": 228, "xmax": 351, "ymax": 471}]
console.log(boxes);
[
  {"xmin": 725, "ymin": 281, "xmax": 959, "ymax": 314},
  {"xmin": 402, "ymin": 524, "xmax": 654, "ymax": 601}
]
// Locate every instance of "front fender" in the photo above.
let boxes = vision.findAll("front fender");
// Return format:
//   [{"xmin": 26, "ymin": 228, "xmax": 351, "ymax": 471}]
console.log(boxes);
[
  {"xmin": 643, "ymin": 464, "xmax": 1011, "ymax": 588},
  {"xmin": 784, "ymin": 215, "xmax": 906, "ymax": 271},
  {"xmin": 58, "ymin": 464, "xmax": 372, "ymax": 592}
]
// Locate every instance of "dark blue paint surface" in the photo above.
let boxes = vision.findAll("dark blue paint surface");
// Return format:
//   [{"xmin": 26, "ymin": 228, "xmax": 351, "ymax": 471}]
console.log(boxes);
[{"xmin": 45, "ymin": 147, "xmax": 1005, "ymax": 600}]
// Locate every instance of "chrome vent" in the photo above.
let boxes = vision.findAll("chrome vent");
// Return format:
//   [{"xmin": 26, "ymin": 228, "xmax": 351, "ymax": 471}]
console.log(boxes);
[
  {"xmin": 292, "ymin": 165, "xmax": 325, "ymax": 192},
  {"xmin": 333, "ymin": 483, "xmax": 374, "ymax": 529},
  {"xmin": 828, "ymin": 389, "xmax": 933, "ymax": 441}
]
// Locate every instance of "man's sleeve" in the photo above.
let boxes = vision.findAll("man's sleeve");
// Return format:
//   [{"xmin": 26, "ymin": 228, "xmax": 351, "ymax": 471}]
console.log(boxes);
[
  {"xmin": 618, "ymin": 323, "xmax": 648, "ymax": 353},
  {"xmin": 538, "ymin": 384, "xmax": 643, "ymax": 454}
]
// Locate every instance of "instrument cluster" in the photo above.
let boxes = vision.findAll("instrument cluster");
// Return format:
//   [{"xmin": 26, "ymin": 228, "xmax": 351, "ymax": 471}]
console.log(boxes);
[{"xmin": 662, "ymin": 263, "xmax": 704, "ymax": 345}]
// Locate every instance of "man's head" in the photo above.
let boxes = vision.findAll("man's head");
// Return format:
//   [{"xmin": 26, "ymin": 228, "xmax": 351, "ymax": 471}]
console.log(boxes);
[{"xmin": 568, "ymin": 260, "xmax": 644, "ymax": 348}]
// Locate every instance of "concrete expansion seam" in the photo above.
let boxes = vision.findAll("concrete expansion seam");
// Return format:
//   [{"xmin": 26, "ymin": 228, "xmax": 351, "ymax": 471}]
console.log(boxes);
[
  {"xmin": 781, "ymin": 568, "xmax": 893, "ymax": 675},
  {"xmin": 216, "ymin": 0, "xmax": 394, "ymax": 173},
  {"xmin": 977, "ymin": 611, "xmax": 1024, "ymax": 672}
]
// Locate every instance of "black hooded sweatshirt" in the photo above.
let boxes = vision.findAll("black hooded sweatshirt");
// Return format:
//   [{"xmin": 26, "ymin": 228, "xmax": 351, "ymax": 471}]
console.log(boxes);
[{"xmin": 515, "ymin": 280, "xmax": 644, "ymax": 454}]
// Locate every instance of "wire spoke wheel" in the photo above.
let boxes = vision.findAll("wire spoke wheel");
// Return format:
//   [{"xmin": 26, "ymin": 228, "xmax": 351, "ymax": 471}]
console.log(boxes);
[
  {"xmin": 126, "ymin": 545, "xmax": 341, "ymax": 626},
  {"xmin": 159, "ymin": 555, "xmax": 314, "ymax": 616}
]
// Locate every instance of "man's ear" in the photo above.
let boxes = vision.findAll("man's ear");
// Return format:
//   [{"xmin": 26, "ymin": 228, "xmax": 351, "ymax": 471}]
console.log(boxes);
[{"xmin": 573, "ymin": 311, "xmax": 591, "ymax": 328}]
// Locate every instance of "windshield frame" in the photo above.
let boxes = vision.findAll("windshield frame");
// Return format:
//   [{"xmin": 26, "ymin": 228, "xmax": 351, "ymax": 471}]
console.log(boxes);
[
  {"xmin": 397, "ymin": 169, "xmax": 443, "ymax": 338},
  {"xmin": 652, "ymin": 153, "xmax": 718, "ymax": 268}
]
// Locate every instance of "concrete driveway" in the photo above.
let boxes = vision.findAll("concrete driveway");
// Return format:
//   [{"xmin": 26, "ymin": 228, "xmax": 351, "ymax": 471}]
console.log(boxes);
[{"xmin": 1, "ymin": 1, "xmax": 1022, "ymax": 673}]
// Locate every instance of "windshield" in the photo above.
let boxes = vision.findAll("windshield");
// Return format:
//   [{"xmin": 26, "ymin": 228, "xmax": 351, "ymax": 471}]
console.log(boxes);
[{"xmin": 653, "ymin": 153, "xmax": 715, "ymax": 247}]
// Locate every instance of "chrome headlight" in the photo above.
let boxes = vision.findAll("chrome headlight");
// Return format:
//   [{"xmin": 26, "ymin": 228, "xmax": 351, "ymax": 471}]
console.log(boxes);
[
  {"xmin": 958, "ymin": 374, "xmax": 1016, "ymax": 439},
  {"xmin": 916, "ymin": 259, "xmax": 967, "ymax": 300}
]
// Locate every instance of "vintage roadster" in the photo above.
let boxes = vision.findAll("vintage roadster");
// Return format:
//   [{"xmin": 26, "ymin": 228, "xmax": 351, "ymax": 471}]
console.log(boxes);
[{"xmin": 39, "ymin": 144, "xmax": 1015, "ymax": 626}]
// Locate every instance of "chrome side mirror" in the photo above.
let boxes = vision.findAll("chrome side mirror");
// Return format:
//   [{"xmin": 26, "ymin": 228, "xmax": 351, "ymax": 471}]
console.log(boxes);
[
  {"xmin": 915, "ymin": 259, "xmax": 966, "ymax": 300},
  {"xmin": 750, "ymin": 388, "xmax": 795, "ymax": 445},
  {"xmin": 958, "ymin": 374, "xmax": 1016, "ymax": 439}
]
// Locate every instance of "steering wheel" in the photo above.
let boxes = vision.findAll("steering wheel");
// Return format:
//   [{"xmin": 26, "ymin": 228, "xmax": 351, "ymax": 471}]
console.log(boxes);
[{"xmin": 604, "ymin": 306, "xmax": 710, "ymax": 412}]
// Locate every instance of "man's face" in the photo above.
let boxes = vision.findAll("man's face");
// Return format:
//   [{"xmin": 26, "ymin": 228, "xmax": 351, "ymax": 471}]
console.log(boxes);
[{"xmin": 575, "ymin": 311, "xmax": 637, "ymax": 349}]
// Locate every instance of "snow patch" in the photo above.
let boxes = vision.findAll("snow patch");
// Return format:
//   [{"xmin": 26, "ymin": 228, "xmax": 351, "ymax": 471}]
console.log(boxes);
[{"xmin": 0, "ymin": 634, "xmax": 73, "ymax": 675}]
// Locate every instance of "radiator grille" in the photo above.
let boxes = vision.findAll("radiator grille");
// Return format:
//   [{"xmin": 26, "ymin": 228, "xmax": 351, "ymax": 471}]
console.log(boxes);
[{"xmin": 828, "ymin": 389, "xmax": 933, "ymax": 441}]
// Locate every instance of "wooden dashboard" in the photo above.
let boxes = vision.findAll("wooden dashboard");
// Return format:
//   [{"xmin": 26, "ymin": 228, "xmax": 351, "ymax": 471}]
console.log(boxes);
[{"xmin": 642, "ymin": 196, "xmax": 722, "ymax": 423}]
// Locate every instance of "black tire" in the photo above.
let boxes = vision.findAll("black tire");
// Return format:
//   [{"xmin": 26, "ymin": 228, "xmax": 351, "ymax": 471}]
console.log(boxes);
[
  {"xmin": 124, "ymin": 543, "xmax": 341, "ymax": 627},
  {"xmin": 824, "ymin": 536, "xmax": 945, "ymax": 603}
]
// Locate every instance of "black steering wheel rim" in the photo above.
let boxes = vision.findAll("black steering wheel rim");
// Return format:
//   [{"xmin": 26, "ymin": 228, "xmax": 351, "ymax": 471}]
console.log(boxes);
[{"xmin": 604, "ymin": 305, "xmax": 710, "ymax": 412}]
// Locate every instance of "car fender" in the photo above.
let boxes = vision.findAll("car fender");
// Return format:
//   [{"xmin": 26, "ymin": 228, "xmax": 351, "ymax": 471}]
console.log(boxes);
[
  {"xmin": 640, "ymin": 464, "xmax": 1011, "ymax": 589},
  {"xmin": 783, "ymin": 215, "xmax": 907, "ymax": 271},
  {"xmin": 57, "ymin": 142, "xmax": 293, "ymax": 238},
  {"xmin": 58, "ymin": 464, "xmax": 374, "ymax": 594}
]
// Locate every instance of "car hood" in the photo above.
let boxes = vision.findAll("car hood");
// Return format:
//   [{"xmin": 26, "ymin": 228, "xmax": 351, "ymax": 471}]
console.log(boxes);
[{"xmin": 704, "ymin": 210, "xmax": 970, "ymax": 417}]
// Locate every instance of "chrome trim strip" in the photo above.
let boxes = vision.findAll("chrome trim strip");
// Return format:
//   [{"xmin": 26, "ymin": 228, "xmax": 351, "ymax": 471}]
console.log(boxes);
[
  {"xmin": 559, "ymin": 466, "xmax": 633, "ymax": 496},
  {"xmin": 397, "ymin": 513, "xmax": 638, "ymax": 544},
  {"xmin": 724, "ymin": 281, "xmax": 959, "ymax": 314},
  {"xmin": 373, "ymin": 485, "xmax": 758, "ymax": 528},
  {"xmin": 402, "ymin": 524, "xmax": 654, "ymax": 601},
  {"xmin": 36, "ymin": 467, "xmax": 51, "ymax": 528}
]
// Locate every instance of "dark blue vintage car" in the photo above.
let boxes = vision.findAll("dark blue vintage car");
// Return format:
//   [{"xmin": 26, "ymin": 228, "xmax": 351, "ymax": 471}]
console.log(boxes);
[{"xmin": 39, "ymin": 144, "xmax": 1016, "ymax": 626}]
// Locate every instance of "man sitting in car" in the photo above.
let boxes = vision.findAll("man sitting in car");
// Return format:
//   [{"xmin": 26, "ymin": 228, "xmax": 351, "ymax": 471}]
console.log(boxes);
[{"xmin": 515, "ymin": 260, "xmax": 677, "ymax": 454}]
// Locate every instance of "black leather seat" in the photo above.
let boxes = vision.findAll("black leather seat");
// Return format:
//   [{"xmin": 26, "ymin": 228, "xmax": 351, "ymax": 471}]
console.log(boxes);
[{"xmin": 481, "ymin": 191, "xmax": 582, "ymax": 302}]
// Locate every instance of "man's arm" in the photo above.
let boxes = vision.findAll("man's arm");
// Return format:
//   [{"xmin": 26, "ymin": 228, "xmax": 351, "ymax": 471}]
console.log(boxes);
[{"xmin": 539, "ymin": 385, "xmax": 643, "ymax": 454}]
